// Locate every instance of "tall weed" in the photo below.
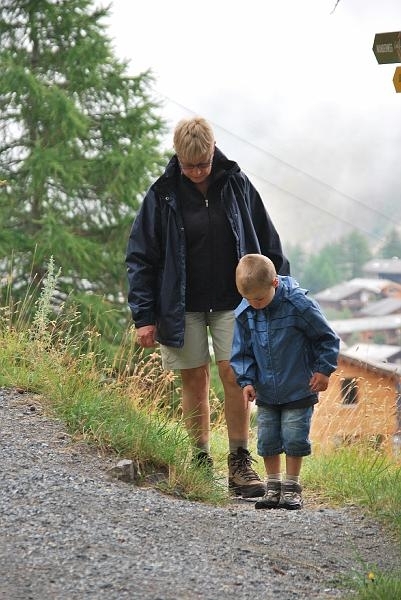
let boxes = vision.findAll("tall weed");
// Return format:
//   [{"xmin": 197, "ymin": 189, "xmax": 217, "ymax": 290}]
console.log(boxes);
[{"xmin": 0, "ymin": 258, "xmax": 225, "ymax": 502}]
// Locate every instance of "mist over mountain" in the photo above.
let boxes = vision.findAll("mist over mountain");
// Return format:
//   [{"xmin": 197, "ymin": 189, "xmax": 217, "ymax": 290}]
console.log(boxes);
[
  {"xmin": 202, "ymin": 97, "xmax": 401, "ymax": 256},
  {"xmin": 104, "ymin": 0, "xmax": 401, "ymax": 254}
]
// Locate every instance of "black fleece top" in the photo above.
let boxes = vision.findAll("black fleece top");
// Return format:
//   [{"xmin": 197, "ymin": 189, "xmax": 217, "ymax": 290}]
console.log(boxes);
[{"xmin": 179, "ymin": 170, "xmax": 240, "ymax": 311}]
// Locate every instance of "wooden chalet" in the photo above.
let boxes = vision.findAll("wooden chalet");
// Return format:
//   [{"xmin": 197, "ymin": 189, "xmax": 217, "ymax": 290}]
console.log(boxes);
[{"xmin": 311, "ymin": 351, "xmax": 401, "ymax": 457}]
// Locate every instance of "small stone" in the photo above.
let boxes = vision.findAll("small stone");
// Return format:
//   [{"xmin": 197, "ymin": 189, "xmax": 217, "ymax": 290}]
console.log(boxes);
[{"xmin": 107, "ymin": 458, "xmax": 141, "ymax": 482}]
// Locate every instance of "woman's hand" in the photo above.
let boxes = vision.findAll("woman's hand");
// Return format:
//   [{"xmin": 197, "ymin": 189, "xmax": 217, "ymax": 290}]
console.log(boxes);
[{"xmin": 136, "ymin": 325, "xmax": 157, "ymax": 348}]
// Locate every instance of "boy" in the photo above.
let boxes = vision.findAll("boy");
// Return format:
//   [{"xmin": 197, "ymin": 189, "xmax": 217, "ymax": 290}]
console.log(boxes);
[{"xmin": 230, "ymin": 254, "xmax": 339, "ymax": 509}]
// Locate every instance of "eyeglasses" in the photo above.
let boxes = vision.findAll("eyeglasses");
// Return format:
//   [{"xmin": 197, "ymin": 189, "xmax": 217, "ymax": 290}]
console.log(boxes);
[{"xmin": 179, "ymin": 158, "xmax": 213, "ymax": 172}]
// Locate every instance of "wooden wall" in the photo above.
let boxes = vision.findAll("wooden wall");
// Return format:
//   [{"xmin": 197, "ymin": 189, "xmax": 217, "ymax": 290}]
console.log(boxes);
[{"xmin": 310, "ymin": 356, "xmax": 400, "ymax": 456}]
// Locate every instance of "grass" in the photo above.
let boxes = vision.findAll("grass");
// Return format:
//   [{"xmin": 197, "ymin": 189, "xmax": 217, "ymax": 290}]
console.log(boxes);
[
  {"xmin": 302, "ymin": 445, "xmax": 401, "ymax": 599},
  {"xmin": 303, "ymin": 446, "xmax": 401, "ymax": 535},
  {"xmin": 1, "ymin": 259, "xmax": 401, "ymax": 598},
  {"xmin": 0, "ymin": 261, "xmax": 228, "ymax": 503},
  {"xmin": 347, "ymin": 572, "xmax": 401, "ymax": 600}
]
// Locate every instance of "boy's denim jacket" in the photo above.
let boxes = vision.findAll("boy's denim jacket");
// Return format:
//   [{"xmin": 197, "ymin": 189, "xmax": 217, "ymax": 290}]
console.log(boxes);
[{"xmin": 231, "ymin": 276, "xmax": 340, "ymax": 406}]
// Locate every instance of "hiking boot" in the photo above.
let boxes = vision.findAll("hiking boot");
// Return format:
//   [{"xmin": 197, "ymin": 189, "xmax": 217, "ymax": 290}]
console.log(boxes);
[
  {"xmin": 255, "ymin": 481, "xmax": 282, "ymax": 509},
  {"xmin": 228, "ymin": 448, "xmax": 266, "ymax": 498},
  {"xmin": 192, "ymin": 451, "xmax": 214, "ymax": 471},
  {"xmin": 282, "ymin": 481, "xmax": 303, "ymax": 510}
]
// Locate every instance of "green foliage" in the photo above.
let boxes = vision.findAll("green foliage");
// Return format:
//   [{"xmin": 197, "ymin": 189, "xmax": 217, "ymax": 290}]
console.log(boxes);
[
  {"xmin": 322, "ymin": 306, "xmax": 353, "ymax": 320},
  {"xmin": 30, "ymin": 255, "xmax": 61, "ymax": 343},
  {"xmin": 302, "ymin": 248, "xmax": 339, "ymax": 293},
  {"xmin": 298, "ymin": 230, "xmax": 372, "ymax": 292},
  {"xmin": 377, "ymin": 228, "xmax": 401, "ymax": 259},
  {"xmin": 285, "ymin": 243, "xmax": 308, "ymax": 281},
  {"xmin": 303, "ymin": 447, "xmax": 401, "ymax": 536},
  {"xmin": 347, "ymin": 570, "xmax": 401, "ymax": 600},
  {"xmin": 0, "ymin": 0, "xmax": 168, "ymax": 341},
  {"xmin": 304, "ymin": 448, "xmax": 401, "ymax": 599}
]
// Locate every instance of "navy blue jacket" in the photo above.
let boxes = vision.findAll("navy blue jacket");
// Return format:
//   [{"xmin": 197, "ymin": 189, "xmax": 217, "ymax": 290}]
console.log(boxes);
[
  {"xmin": 231, "ymin": 276, "xmax": 340, "ymax": 406},
  {"xmin": 126, "ymin": 148, "xmax": 290, "ymax": 347}
]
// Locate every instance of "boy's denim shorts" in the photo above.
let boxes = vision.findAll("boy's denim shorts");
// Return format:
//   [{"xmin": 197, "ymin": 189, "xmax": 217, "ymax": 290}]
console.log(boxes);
[
  {"xmin": 160, "ymin": 311, "xmax": 235, "ymax": 370},
  {"xmin": 257, "ymin": 404, "xmax": 314, "ymax": 457}
]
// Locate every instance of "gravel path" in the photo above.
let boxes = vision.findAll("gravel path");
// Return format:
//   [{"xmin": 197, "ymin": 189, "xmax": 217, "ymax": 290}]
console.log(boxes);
[{"xmin": 1, "ymin": 387, "xmax": 400, "ymax": 600}]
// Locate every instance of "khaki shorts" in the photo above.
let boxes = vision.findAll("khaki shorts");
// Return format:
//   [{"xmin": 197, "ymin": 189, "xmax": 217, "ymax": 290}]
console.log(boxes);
[{"xmin": 160, "ymin": 311, "xmax": 235, "ymax": 371}]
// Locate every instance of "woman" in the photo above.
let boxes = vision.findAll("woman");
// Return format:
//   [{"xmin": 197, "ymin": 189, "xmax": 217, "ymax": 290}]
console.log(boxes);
[{"xmin": 126, "ymin": 116, "xmax": 290, "ymax": 498}]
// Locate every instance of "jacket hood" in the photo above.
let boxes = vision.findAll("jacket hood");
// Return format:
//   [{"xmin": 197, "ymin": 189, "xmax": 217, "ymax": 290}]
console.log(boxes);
[{"xmin": 274, "ymin": 275, "xmax": 305, "ymax": 303}]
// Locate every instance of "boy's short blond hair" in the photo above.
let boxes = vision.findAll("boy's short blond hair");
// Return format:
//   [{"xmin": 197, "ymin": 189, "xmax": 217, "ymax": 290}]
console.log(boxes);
[
  {"xmin": 173, "ymin": 117, "xmax": 215, "ymax": 163},
  {"xmin": 236, "ymin": 254, "xmax": 277, "ymax": 296}
]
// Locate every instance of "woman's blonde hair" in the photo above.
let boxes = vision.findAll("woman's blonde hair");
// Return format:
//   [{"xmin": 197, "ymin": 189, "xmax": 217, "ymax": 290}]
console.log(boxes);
[
  {"xmin": 236, "ymin": 254, "xmax": 277, "ymax": 295},
  {"xmin": 173, "ymin": 117, "xmax": 215, "ymax": 162}
]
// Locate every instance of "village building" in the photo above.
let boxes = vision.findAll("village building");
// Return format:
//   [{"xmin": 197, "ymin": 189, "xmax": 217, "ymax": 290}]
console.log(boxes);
[
  {"xmin": 314, "ymin": 277, "xmax": 401, "ymax": 314},
  {"xmin": 312, "ymin": 259, "xmax": 401, "ymax": 458},
  {"xmin": 329, "ymin": 314, "xmax": 401, "ymax": 345},
  {"xmin": 311, "ymin": 351, "xmax": 401, "ymax": 457},
  {"xmin": 343, "ymin": 342, "xmax": 401, "ymax": 364},
  {"xmin": 358, "ymin": 296, "xmax": 401, "ymax": 317},
  {"xmin": 363, "ymin": 257, "xmax": 401, "ymax": 284}
]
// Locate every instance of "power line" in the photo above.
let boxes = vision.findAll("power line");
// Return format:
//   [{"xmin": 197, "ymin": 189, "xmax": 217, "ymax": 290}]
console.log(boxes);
[
  {"xmin": 154, "ymin": 90, "xmax": 397, "ymax": 239},
  {"xmin": 245, "ymin": 167, "xmax": 385, "ymax": 242},
  {"xmin": 209, "ymin": 119, "xmax": 395, "ymax": 227}
]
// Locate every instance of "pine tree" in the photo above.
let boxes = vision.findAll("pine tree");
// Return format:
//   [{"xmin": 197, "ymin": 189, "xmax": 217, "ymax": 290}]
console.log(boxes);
[
  {"xmin": 340, "ymin": 230, "xmax": 371, "ymax": 279},
  {"xmin": 301, "ymin": 230, "xmax": 371, "ymax": 293},
  {"xmin": 0, "ymin": 0, "xmax": 167, "ymax": 339}
]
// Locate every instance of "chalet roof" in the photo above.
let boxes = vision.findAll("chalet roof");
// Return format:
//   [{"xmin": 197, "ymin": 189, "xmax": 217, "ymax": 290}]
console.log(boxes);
[
  {"xmin": 363, "ymin": 257, "xmax": 401, "ymax": 275},
  {"xmin": 330, "ymin": 314, "xmax": 401, "ymax": 334},
  {"xmin": 314, "ymin": 278, "xmax": 394, "ymax": 302},
  {"xmin": 359, "ymin": 297, "xmax": 401, "ymax": 317},
  {"xmin": 339, "ymin": 350, "xmax": 401, "ymax": 376},
  {"xmin": 343, "ymin": 342, "xmax": 401, "ymax": 362}
]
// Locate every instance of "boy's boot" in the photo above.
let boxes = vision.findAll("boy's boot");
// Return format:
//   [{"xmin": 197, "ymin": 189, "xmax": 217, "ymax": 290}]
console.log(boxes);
[
  {"xmin": 228, "ymin": 447, "xmax": 266, "ymax": 498},
  {"xmin": 282, "ymin": 481, "xmax": 303, "ymax": 510},
  {"xmin": 255, "ymin": 481, "xmax": 282, "ymax": 509}
]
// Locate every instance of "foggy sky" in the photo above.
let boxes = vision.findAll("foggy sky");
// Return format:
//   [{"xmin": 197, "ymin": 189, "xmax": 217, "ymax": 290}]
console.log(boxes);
[{"xmin": 104, "ymin": 0, "xmax": 401, "ymax": 252}]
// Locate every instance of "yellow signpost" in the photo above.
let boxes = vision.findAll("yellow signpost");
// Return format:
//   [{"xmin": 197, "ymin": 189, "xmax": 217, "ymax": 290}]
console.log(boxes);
[{"xmin": 393, "ymin": 66, "xmax": 401, "ymax": 93}]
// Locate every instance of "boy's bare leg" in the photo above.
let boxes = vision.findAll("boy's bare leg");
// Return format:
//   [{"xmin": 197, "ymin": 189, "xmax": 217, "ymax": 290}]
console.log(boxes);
[
  {"xmin": 285, "ymin": 455, "xmax": 303, "ymax": 477},
  {"xmin": 263, "ymin": 455, "xmax": 281, "ymax": 476},
  {"xmin": 255, "ymin": 455, "xmax": 282, "ymax": 508}
]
